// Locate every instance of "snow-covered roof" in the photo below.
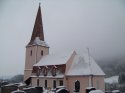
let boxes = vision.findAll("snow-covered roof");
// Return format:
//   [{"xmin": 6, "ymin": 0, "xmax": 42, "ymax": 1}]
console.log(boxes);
[
  {"xmin": 67, "ymin": 53, "xmax": 105, "ymax": 76},
  {"xmin": 23, "ymin": 87, "xmax": 36, "ymax": 90},
  {"xmin": 85, "ymin": 87, "xmax": 96, "ymax": 89},
  {"xmin": 11, "ymin": 89, "xmax": 26, "ymax": 93},
  {"xmin": 3, "ymin": 83, "xmax": 19, "ymax": 87},
  {"xmin": 27, "ymin": 37, "xmax": 49, "ymax": 47},
  {"xmin": 56, "ymin": 88, "xmax": 68, "ymax": 92},
  {"xmin": 34, "ymin": 51, "xmax": 74, "ymax": 66},
  {"xmin": 34, "ymin": 50, "xmax": 105, "ymax": 76}
]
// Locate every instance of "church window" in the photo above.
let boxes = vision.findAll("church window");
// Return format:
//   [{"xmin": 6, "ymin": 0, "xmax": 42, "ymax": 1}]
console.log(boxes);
[
  {"xmin": 74, "ymin": 80, "xmax": 80, "ymax": 92},
  {"xmin": 53, "ymin": 80, "xmax": 56, "ymax": 88},
  {"xmin": 41, "ymin": 50, "xmax": 43, "ymax": 56},
  {"xmin": 30, "ymin": 50, "xmax": 32, "ymax": 56},
  {"xmin": 37, "ymin": 78, "xmax": 39, "ymax": 86},
  {"xmin": 45, "ymin": 80, "xmax": 47, "ymax": 88},
  {"xmin": 59, "ymin": 80, "xmax": 63, "ymax": 86}
]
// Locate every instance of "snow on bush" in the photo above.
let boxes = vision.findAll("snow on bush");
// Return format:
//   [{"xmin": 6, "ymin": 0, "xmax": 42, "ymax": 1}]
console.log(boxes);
[{"xmin": 89, "ymin": 90, "xmax": 104, "ymax": 93}]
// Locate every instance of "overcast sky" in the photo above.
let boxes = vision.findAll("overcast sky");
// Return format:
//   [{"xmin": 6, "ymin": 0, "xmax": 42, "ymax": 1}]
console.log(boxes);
[{"xmin": 0, "ymin": 0, "xmax": 125, "ymax": 76}]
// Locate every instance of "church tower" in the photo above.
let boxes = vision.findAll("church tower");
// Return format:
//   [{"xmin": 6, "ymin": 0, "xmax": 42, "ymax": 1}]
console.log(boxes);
[{"xmin": 24, "ymin": 5, "xmax": 49, "ymax": 82}]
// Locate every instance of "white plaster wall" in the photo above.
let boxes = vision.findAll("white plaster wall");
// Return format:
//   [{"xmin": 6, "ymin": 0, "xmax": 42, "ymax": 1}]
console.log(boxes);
[
  {"xmin": 93, "ymin": 76, "xmax": 105, "ymax": 91},
  {"xmin": 66, "ymin": 76, "xmax": 105, "ymax": 93},
  {"xmin": 24, "ymin": 45, "xmax": 49, "ymax": 81},
  {"xmin": 67, "ymin": 76, "xmax": 89, "ymax": 93},
  {"xmin": 31, "ymin": 77, "xmax": 64, "ymax": 89}
]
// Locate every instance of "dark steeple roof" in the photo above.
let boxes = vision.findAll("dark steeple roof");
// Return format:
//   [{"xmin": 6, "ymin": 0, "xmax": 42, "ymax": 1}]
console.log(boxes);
[{"xmin": 28, "ymin": 4, "xmax": 44, "ymax": 45}]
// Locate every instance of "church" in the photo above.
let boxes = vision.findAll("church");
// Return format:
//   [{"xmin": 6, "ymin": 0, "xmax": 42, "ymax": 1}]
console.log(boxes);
[{"xmin": 24, "ymin": 5, "xmax": 105, "ymax": 93}]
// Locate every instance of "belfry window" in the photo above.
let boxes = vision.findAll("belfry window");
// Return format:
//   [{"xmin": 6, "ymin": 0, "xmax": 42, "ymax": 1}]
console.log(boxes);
[
  {"xmin": 41, "ymin": 50, "xmax": 43, "ymax": 56},
  {"xmin": 30, "ymin": 50, "xmax": 32, "ymax": 56}
]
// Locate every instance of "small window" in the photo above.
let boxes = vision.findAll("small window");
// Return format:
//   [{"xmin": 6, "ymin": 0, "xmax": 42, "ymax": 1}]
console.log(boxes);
[
  {"xmin": 37, "ymin": 78, "xmax": 39, "ymax": 86},
  {"xmin": 41, "ymin": 50, "xmax": 43, "ymax": 56},
  {"xmin": 59, "ymin": 80, "xmax": 63, "ymax": 86},
  {"xmin": 30, "ymin": 50, "xmax": 32, "ymax": 56},
  {"xmin": 45, "ymin": 80, "xmax": 47, "ymax": 88},
  {"xmin": 53, "ymin": 80, "xmax": 56, "ymax": 88}
]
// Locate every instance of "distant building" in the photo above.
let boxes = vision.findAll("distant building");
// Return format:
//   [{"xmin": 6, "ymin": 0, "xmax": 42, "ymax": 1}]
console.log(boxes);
[{"xmin": 24, "ymin": 5, "xmax": 105, "ymax": 93}]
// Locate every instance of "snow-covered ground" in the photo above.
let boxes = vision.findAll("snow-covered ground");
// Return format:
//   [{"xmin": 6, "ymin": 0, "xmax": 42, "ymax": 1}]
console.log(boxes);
[{"xmin": 105, "ymin": 76, "xmax": 118, "ymax": 84}]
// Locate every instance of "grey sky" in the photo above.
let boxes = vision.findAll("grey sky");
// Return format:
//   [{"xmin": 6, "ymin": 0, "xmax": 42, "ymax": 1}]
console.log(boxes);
[{"xmin": 0, "ymin": 0, "xmax": 125, "ymax": 76}]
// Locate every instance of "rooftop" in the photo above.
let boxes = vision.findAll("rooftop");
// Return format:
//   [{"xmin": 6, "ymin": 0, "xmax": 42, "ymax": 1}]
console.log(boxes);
[
  {"xmin": 34, "ymin": 51, "xmax": 105, "ymax": 76},
  {"xmin": 67, "ymin": 53, "xmax": 105, "ymax": 76},
  {"xmin": 34, "ymin": 51, "xmax": 74, "ymax": 66}
]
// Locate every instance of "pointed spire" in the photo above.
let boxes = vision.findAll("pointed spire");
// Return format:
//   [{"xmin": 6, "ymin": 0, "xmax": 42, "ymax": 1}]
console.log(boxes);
[
  {"xmin": 39, "ymin": 2, "xmax": 41, "ymax": 6},
  {"xmin": 28, "ymin": 4, "xmax": 44, "ymax": 45}
]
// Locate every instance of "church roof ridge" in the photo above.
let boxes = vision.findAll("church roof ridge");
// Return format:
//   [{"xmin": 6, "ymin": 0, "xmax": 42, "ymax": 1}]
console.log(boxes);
[{"xmin": 33, "ymin": 51, "xmax": 75, "ymax": 66}]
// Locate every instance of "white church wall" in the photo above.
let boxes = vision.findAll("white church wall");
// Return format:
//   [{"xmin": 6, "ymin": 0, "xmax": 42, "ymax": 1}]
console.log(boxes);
[
  {"xmin": 31, "ymin": 77, "xmax": 65, "ymax": 89},
  {"xmin": 66, "ymin": 76, "xmax": 89, "ymax": 93},
  {"xmin": 92, "ymin": 76, "xmax": 105, "ymax": 91}
]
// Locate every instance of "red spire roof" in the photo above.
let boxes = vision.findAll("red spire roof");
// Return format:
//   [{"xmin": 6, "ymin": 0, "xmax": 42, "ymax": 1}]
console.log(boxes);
[{"xmin": 28, "ymin": 5, "xmax": 44, "ymax": 45}]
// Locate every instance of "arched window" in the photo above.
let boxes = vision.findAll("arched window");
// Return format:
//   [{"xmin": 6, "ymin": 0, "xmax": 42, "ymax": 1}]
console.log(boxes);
[
  {"xmin": 74, "ymin": 80, "xmax": 80, "ymax": 92},
  {"xmin": 41, "ymin": 50, "xmax": 43, "ymax": 56},
  {"xmin": 45, "ymin": 80, "xmax": 47, "ymax": 88},
  {"xmin": 30, "ymin": 50, "xmax": 32, "ymax": 56},
  {"xmin": 53, "ymin": 80, "xmax": 56, "ymax": 89}
]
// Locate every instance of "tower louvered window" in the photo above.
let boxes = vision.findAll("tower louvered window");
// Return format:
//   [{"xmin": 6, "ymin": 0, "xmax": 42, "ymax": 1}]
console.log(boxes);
[
  {"xmin": 30, "ymin": 50, "xmax": 32, "ymax": 56},
  {"xmin": 41, "ymin": 50, "xmax": 43, "ymax": 56}
]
